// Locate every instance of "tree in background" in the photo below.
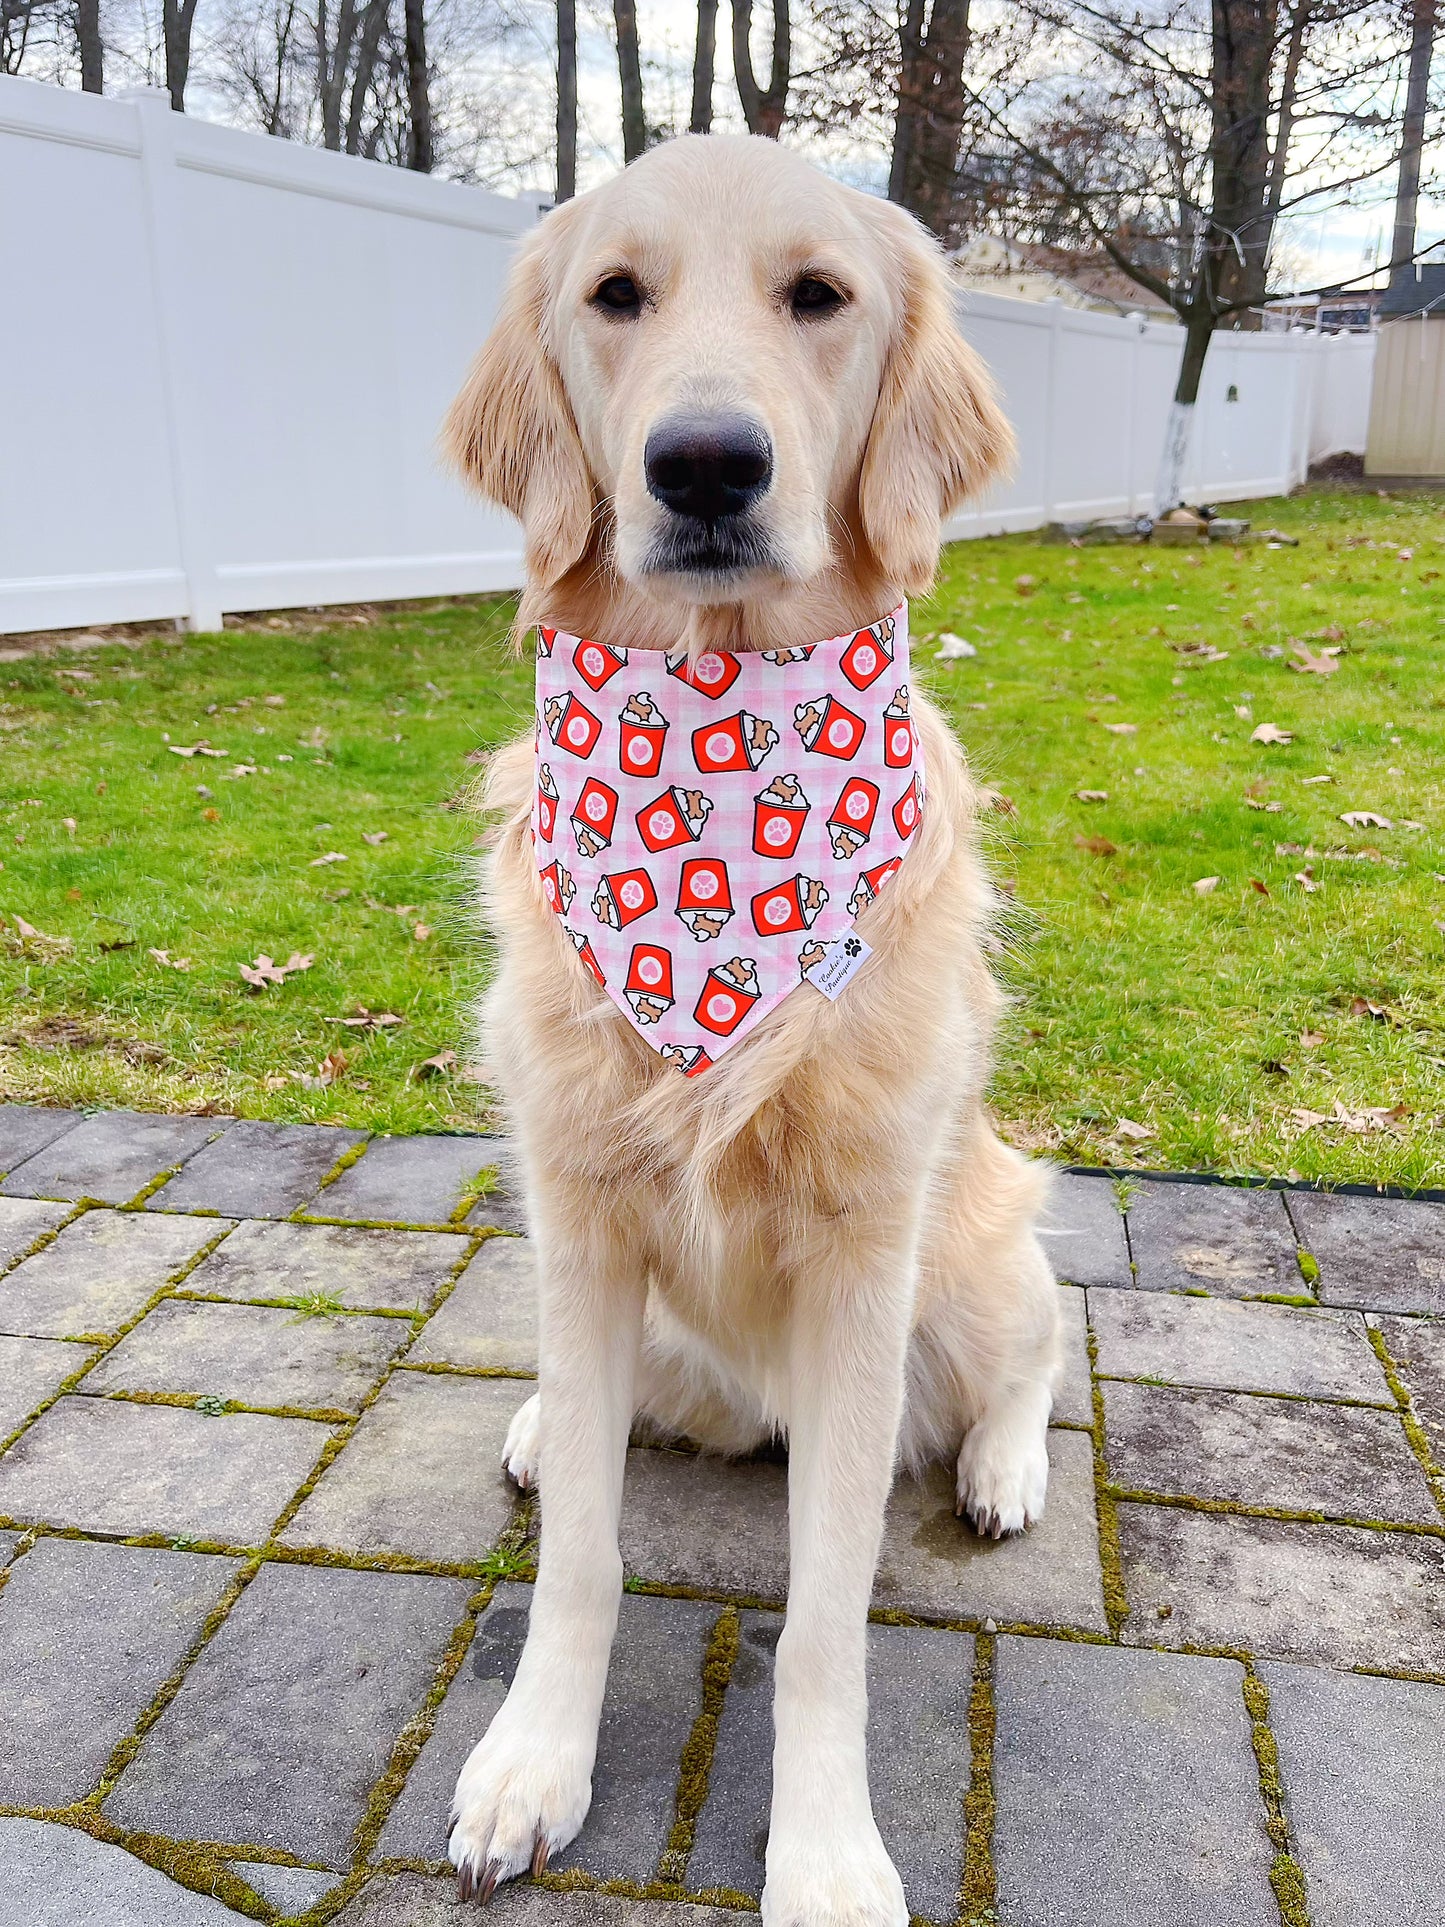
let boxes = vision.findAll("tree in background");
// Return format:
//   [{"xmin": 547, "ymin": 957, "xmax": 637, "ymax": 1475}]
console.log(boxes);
[
  {"xmin": 555, "ymin": 0, "xmax": 575, "ymax": 194},
  {"xmin": 163, "ymin": 0, "xmax": 201, "ymax": 105},
  {"xmin": 888, "ymin": 0, "xmax": 971, "ymax": 232},
  {"xmin": 733, "ymin": 0, "xmax": 788, "ymax": 134},
  {"xmin": 614, "ymin": 0, "xmax": 644, "ymax": 159},
  {"xmin": 77, "ymin": 0, "xmax": 102, "ymax": 87},
  {"xmin": 691, "ymin": 0, "xmax": 717, "ymax": 130},
  {"xmin": 404, "ymin": 0, "xmax": 431, "ymax": 169},
  {"xmin": 1390, "ymin": 0, "xmax": 1438, "ymax": 267}
]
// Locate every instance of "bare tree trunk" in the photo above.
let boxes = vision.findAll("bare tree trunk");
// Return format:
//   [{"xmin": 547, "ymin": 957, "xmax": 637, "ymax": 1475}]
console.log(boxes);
[
  {"xmin": 1390, "ymin": 0, "xmax": 1437, "ymax": 270},
  {"xmin": 1155, "ymin": 307, "xmax": 1217, "ymax": 510},
  {"xmin": 556, "ymin": 0, "xmax": 576, "ymax": 197},
  {"xmin": 1210, "ymin": 0, "xmax": 1278, "ymax": 322},
  {"xmin": 732, "ymin": 0, "xmax": 789, "ymax": 137},
  {"xmin": 162, "ymin": 0, "xmax": 199, "ymax": 109},
  {"xmin": 614, "ymin": 0, "xmax": 645, "ymax": 161},
  {"xmin": 888, "ymin": 0, "xmax": 971, "ymax": 236},
  {"xmin": 691, "ymin": 0, "xmax": 717, "ymax": 132},
  {"xmin": 344, "ymin": 0, "xmax": 387, "ymax": 152},
  {"xmin": 76, "ymin": 0, "xmax": 102, "ymax": 91},
  {"xmin": 404, "ymin": 0, "xmax": 431, "ymax": 170}
]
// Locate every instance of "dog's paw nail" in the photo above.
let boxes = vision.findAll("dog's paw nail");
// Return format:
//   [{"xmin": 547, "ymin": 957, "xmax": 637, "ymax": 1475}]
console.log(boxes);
[
  {"xmin": 457, "ymin": 1864, "xmax": 477, "ymax": 1903},
  {"xmin": 531, "ymin": 1834, "xmax": 551, "ymax": 1877},
  {"xmin": 479, "ymin": 1858, "xmax": 503, "ymax": 1905}
]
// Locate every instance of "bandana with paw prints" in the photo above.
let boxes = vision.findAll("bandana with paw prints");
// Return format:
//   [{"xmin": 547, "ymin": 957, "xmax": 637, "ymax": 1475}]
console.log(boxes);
[{"xmin": 531, "ymin": 603, "xmax": 922, "ymax": 1075}]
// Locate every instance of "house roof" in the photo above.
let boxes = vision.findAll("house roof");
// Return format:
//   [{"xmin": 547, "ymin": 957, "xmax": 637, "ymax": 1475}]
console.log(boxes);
[{"xmin": 1380, "ymin": 264, "xmax": 1445, "ymax": 319}]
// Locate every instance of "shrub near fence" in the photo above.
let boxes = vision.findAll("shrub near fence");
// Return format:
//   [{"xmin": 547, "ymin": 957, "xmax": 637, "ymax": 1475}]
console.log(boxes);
[{"xmin": 0, "ymin": 76, "xmax": 1375, "ymax": 635}]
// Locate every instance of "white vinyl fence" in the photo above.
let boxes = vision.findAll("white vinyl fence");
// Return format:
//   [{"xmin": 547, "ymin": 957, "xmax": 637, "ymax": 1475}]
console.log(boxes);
[{"xmin": 1, "ymin": 75, "xmax": 1376, "ymax": 636}]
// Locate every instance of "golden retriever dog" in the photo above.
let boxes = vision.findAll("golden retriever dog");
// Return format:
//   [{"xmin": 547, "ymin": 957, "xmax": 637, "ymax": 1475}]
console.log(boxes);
[{"xmin": 444, "ymin": 133, "xmax": 1060, "ymax": 1926}]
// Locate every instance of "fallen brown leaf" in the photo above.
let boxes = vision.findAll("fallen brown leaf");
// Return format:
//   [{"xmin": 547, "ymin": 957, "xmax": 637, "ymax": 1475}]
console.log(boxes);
[
  {"xmin": 1193, "ymin": 875, "xmax": 1221, "ymax": 894},
  {"xmin": 309, "ymin": 852, "xmax": 348, "ymax": 867},
  {"xmin": 334, "ymin": 1007, "xmax": 404, "ymax": 1030},
  {"xmin": 1300, "ymin": 1029, "xmax": 1325, "ymax": 1049},
  {"xmin": 413, "ymin": 922, "xmax": 433, "ymax": 942},
  {"xmin": 413, "ymin": 1049, "xmax": 458, "ymax": 1080},
  {"xmin": 1340, "ymin": 810, "xmax": 1392, "ymax": 830},
  {"xmin": 238, "ymin": 951, "xmax": 313, "ymax": 991},
  {"xmin": 1074, "ymin": 834, "xmax": 1118, "ymax": 857},
  {"xmin": 1113, "ymin": 1117, "xmax": 1154, "ymax": 1141},
  {"xmin": 148, "ymin": 948, "xmax": 193, "ymax": 971},
  {"xmin": 1289, "ymin": 644, "xmax": 1340, "ymax": 676},
  {"xmin": 1251, "ymin": 723, "xmax": 1294, "ymax": 745},
  {"xmin": 1103, "ymin": 722, "xmax": 1138, "ymax": 736},
  {"xmin": 1249, "ymin": 878, "xmax": 1270, "ymax": 895},
  {"xmin": 167, "ymin": 742, "xmax": 227, "ymax": 759},
  {"xmin": 1013, "ymin": 574, "xmax": 1036, "ymax": 596},
  {"xmin": 362, "ymin": 831, "xmax": 389, "ymax": 846},
  {"xmin": 1074, "ymin": 789, "xmax": 1109, "ymax": 803}
]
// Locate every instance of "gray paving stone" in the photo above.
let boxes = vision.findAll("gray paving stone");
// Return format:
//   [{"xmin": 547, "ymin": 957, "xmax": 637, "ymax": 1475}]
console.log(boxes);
[
  {"xmin": 0, "ymin": 1107, "xmax": 81, "ymax": 1178},
  {"xmin": 231, "ymin": 1862, "xmax": 343, "ymax": 1913},
  {"xmin": 0, "ymin": 1196, "xmax": 70, "ymax": 1270},
  {"xmin": 992, "ymin": 1639, "xmax": 1276, "ymax": 1927},
  {"xmin": 308, "ymin": 1134, "xmax": 497, "ymax": 1227},
  {"xmin": 335, "ymin": 1874, "xmax": 741, "ymax": 1927},
  {"xmin": 1371, "ymin": 1313, "xmax": 1445, "ymax": 1463},
  {"xmin": 1294, "ymin": 1190, "xmax": 1445, "ymax": 1314},
  {"xmin": 282, "ymin": 1372, "xmax": 523, "ymax": 1562},
  {"xmin": 408, "ymin": 1237, "xmax": 537, "ymax": 1372},
  {"xmin": 1091, "ymin": 1286, "xmax": 1389, "ymax": 1401},
  {"xmin": 145, "ymin": 1119, "xmax": 367, "ymax": 1218},
  {"xmin": 1102, "ymin": 1380, "xmax": 1437, "ymax": 1523},
  {"xmin": 689, "ymin": 1614, "xmax": 973, "ymax": 1920},
  {"xmin": 84, "ymin": 1299, "xmax": 409, "ymax": 1413},
  {"xmin": 0, "ymin": 1818, "xmax": 241, "ymax": 1927},
  {"xmin": 0, "ymin": 1531, "xmax": 19, "ymax": 1565},
  {"xmin": 0, "ymin": 1111, "xmax": 226, "ymax": 1205},
  {"xmin": 182, "ymin": 1217, "xmax": 468, "ymax": 1313},
  {"xmin": 1037, "ymin": 1171, "xmax": 1130, "ymax": 1286},
  {"xmin": 1127, "ymin": 1181, "xmax": 1301, "ymax": 1297},
  {"xmin": 0, "ymin": 1396, "xmax": 330, "ymax": 1541},
  {"xmin": 1052, "ymin": 1285, "xmax": 1091, "ymax": 1426},
  {"xmin": 875, "ymin": 1430, "xmax": 1107, "ymax": 1630},
  {"xmin": 1259, "ymin": 1661, "xmax": 1445, "ymax": 1927},
  {"xmin": 105, "ymin": 1561, "xmax": 470, "ymax": 1864},
  {"xmin": 1118, "ymin": 1503, "xmax": 1445, "ymax": 1671},
  {"xmin": 619, "ymin": 1447, "xmax": 790, "ymax": 1599},
  {"xmin": 464, "ymin": 1140, "xmax": 528, "ymax": 1236},
  {"xmin": 0, "ymin": 1209, "xmax": 227, "ymax": 1339},
  {"xmin": 380, "ymin": 1584, "xmax": 715, "ymax": 1881},
  {"xmin": 375, "ymin": 1581, "xmax": 527, "ymax": 1861},
  {"xmin": 0, "ymin": 1538, "xmax": 238, "ymax": 1808},
  {"xmin": 0, "ymin": 1334, "xmax": 93, "ymax": 1438}
]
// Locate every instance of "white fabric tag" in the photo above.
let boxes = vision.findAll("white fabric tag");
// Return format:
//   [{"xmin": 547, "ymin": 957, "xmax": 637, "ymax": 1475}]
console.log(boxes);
[{"xmin": 804, "ymin": 931, "xmax": 873, "ymax": 1001}]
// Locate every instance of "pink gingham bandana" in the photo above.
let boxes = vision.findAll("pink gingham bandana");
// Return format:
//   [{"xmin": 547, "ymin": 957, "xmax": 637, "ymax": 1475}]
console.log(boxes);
[{"xmin": 532, "ymin": 604, "xmax": 922, "ymax": 1075}]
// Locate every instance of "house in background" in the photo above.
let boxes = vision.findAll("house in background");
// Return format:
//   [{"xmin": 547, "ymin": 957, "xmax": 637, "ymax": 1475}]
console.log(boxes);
[
  {"xmin": 951, "ymin": 235, "xmax": 1177, "ymax": 320},
  {"xmin": 1365, "ymin": 264, "xmax": 1445, "ymax": 477}
]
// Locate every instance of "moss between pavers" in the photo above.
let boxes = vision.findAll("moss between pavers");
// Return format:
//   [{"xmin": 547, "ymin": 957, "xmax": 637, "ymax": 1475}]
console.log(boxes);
[
  {"xmin": 1086, "ymin": 1329, "xmax": 1130, "ymax": 1635},
  {"xmin": 959, "ymin": 1631, "xmax": 997, "ymax": 1926},
  {"xmin": 1365, "ymin": 1324, "xmax": 1445, "ymax": 1519},
  {"xmin": 1104, "ymin": 1483, "xmax": 1445, "ymax": 1539},
  {"xmin": 1241, "ymin": 1666, "xmax": 1313, "ymax": 1927},
  {"xmin": 656, "ymin": 1604, "xmax": 740, "ymax": 1889}
]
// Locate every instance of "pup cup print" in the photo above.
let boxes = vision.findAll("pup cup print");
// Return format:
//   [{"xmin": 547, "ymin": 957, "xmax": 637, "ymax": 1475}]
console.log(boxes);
[
  {"xmin": 618, "ymin": 692, "xmax": 669, "ymax": 777},
  {"xmin": 532, "ymin": 603, "xmax": 921, "ymax": 1072},
  {"xmin": 753, "ymin": 773, "xmax": 810, "ymax": 859}
]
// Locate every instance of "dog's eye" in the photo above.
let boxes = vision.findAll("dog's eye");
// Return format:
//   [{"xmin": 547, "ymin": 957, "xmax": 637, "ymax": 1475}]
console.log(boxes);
[
  {"xmin": 591, "ymin": 274, "xmax": 643, "ymax": 315},
  {"xmin": 791, "ymin": 276, "xmax": 844, "ymax": 318}
]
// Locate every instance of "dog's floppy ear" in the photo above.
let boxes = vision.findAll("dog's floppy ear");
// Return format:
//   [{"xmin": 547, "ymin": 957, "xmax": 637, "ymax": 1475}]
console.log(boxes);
[
  {"xmin": 443, "ymin": 217, "xmax": 594, "ymax": 594},
  {"xmin": 857, "ymin": 210, "xmax": 1014, "ymax": 592}
]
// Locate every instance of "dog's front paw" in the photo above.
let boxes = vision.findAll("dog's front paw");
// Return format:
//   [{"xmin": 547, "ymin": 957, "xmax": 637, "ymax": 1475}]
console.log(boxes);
[
  {"xmin": 955, "ymin": 1414, "xmax": 1049, "ymax": 1538},
  {"xmin": 762, "ymin": 1819, "xmax": 907, "ymax": 1927},
  {"xmin": 502, "ymin": 1391, "xmax": 541, "ymax": 1490},
  {"xmin": 448, "ymin": 1708, "xmax": 591, "ymax": 1899}
]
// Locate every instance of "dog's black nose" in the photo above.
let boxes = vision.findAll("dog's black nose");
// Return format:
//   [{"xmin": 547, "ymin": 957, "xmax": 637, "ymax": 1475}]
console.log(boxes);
[{"xmin": 644, "ymin": 415, "xmax": 772, "ymax": 523}]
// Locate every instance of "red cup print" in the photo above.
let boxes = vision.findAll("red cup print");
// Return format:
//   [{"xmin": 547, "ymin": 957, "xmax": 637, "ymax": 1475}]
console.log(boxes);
[
  {"xmin": 537, "ymin": 627, "xmax": 557, "ymax": 656},
  {"xmin": 595, "ymin": 868, "xmax": 658, "ymax": 928},
  {"xmin": 547, "ymin": 691, "xmax": 602, "ymax": 759},
  {"xmin": 625, "ymin": 943, "xmax": 674, "ymax": 1002},
  {"xmin": 750, "ymin": 875, "xmax": 827, "ymax": 937},
  {"xmin": 668, "ymin": 650, "xmax": 741, "ymax": 698},
  {"xmin": 752, "ymin": 795, "xmax": 807, "ymax": 859},
  {"xmin": 536, "ymin": 765, "xmax": 560, "ymax": 843},
  {"xmin": 694, "ymin": 962, "xmax": 761, "ymax": 1037},
  {"xmin": 539, "ymin": 859, "xmax": 574, "ymax": 916},
  {"xmin": 828, "ymin": 777, "xmax": 879, "ymax": 838},
  {"xmin": 692, "ymin": 710, "xmax": 777, "ymax": 774},
  {"xmin": 571, "ymin": 777, "xmax": 619, "ymax": 853},
  {"xmin": 883, "ymin": 692, "xmax": 914, "ymax": 769},
  {"xmin": 839, "ymin": 627, "xmax": 893, "ymax": 690},
  {"xmin": 848, "ymin": 856, "xmax": 902, "ymax": 917},
  {"xmin": 892, "ymin": 776, "xmax": 922, "ymax": 839},
  {"xmin": 572, "ymin": 637, "xmax": 627, "ymax": 690},
  {"xmin": 618, "ymin": 711, "xmax": 668, "ymax": 778},
  {"xmin": 795, "ymin": 695, "xmax": 865, "ymax": 760},
  {"xmin": 637, "ymin": 785, "xmax": 711, "ymax": 853}
]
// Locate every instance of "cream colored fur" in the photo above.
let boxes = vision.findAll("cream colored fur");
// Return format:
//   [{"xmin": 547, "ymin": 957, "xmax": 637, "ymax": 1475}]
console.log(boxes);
[{"xmin": 442, "ymin": 134, "xmax": 1060, "ymax": 1927}]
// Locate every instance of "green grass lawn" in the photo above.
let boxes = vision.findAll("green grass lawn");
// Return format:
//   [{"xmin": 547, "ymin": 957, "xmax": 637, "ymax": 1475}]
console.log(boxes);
[{"xmin": 2, "ymin": 487, "xmax": 1442, "ymax": 1186}]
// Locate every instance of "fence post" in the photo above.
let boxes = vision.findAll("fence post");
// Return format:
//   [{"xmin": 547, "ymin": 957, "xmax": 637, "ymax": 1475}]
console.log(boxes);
[{"xmin": 123, "ymin": 87, "xmax": 224, "ymax": 632}]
